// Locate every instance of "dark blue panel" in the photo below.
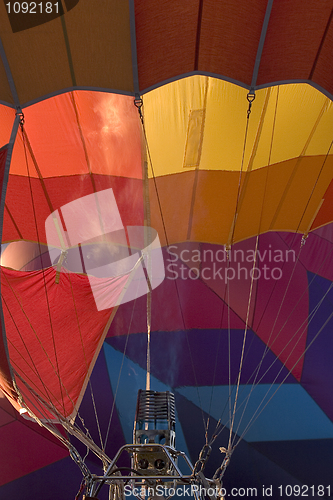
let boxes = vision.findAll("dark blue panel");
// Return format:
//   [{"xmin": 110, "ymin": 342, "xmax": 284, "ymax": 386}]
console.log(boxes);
[
  {"xmin": 106, "ymin": 329, "xmax": 294, "ymax": 387},
  {"xmin": 301, "ymin": 272, "xmax": 333, "ymax": 421},
  {"xmin": 175, "ymin": 392, "xmax": 302, "ymax": 496},
  {"xmin": 0, "ymin": 456, "xmax": 114, "ymax": 500},
  {"xmin": 0, "ymin": 457, "xmax": 83, "ymax": 500},
  {"xmin": 251, "ymin": 438, "xmax": 333, "ymax": 488}
]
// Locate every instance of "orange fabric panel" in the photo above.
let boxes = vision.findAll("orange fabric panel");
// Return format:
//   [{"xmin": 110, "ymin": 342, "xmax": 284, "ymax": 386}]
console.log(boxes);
[
  {"xmin": 190, "ymin": 170, "xmax": 241, "ymax": 244},
  {"xmin": 0, "ymin": 106, "xmax": 15, "ymax": 146},
  {"xmin": 148, "ymin": 155, "xmax": 333, "ymax": 246},
  {"xmin": 233, "ymin": 155, "xmax": 333, "ymax": 241},
  {"xmin": 199, "ymin": 0, "xmax": 268, "ymax": 85},
  {"xmin": 149, "ymin": 170, "xmax": 197, "ymax": 247},
  {"xmin": 9, "ymin": 92, "xmax": 142, "ymax": 179},
  {"xmin": 135, "ymin": 0, "xmax": 200, "ymax": 90},
  {"xmin": 261, "ymin": 155, "xmax": 333, "ymax": 236},
  {"xmin": 258, "ymin": 0, "xmax": 333, "ymax": 86}
]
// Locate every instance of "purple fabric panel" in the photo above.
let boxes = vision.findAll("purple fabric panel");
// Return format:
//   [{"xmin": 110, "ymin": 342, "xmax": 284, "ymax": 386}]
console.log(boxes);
[
  {"xmin": 108, "ymin": 245, "xmax": 246, "ymax": 338},
  {"xmin": 301, "ymin": 272, "xmax": 333, "ymax": 421},
  {"xmin": 106, "ymin": 328, "xmax": 294, "ymax": 388},
  {"xmin": 312, "ymin": 222, "xmax": 333, "ymax": 244}
]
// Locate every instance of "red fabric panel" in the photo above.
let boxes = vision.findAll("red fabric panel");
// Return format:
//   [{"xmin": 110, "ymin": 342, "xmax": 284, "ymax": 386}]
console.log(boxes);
[
  {"xmin": 258, "ymin": 0, "xmax": 333, "ymax": 86},
  {"xmin": 199, "ymin": 0, "xmax": 267, "ymax": 85},
  {"xmin": 3, "ymin": 174, "xmax": 144, "ymax": 243},
  {"xmin": 283, "ymin": 229, "xmax": 333, "ymax": 283},
  {"xmin": 311, "ymin": 10, "xmax": 333, "ymax": 97},
  {"xmin": 0, "ymin": 392, "xmax": 16, "ymax": 426},
  {"xmin": 1, "ymin": 266, "xmax": 130, "ymax": 419},
  {"xmin": 311, "ymin": 177, "xmax": 333, "ymax": 231},
  {"xmin": 0, "ymin": 146, "xmax": 18, "ymax": 405},
  {"xmin": 135, "ymin": 0, "xmax": 200, "ymax": 90},
  {"xmin": 252, "ymin": 233, "xmax": 308, "ymax": 381},
  {"xmin": 135, "ymin": 0, "xmax": 333, "ymax": 93}
]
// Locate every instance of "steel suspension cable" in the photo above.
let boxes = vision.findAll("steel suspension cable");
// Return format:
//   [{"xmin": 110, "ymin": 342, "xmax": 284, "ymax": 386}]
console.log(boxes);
[
  {"xmin": 229, "ymin": 91, "xmax": 333, "ymax": 447},
  {"xmin": 229, "ymin": 235, "xmax": 259, "ymax": 449}
]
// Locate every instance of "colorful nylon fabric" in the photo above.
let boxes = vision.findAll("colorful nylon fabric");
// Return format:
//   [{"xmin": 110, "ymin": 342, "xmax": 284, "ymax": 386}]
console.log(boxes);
[{"xmin": 0, "ymin": 1, "xmax": 333, "ymax": 498}]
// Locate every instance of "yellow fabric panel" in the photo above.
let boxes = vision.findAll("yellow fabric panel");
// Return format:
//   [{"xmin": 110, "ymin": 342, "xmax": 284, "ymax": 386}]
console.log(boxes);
[
  {"xmin": 267, "ymin": 85, "xmax": 332, "ymax": 165},
  {"xmin": 144, "ymin": 76, "xmax": 249, "ymax": 176},
  {"xmin": 144, "ymin": 75, "xmax": 209, "ymax": 178},
  {"xmin": 306, "ymin": 99, "xmax": 333, "ymax": 156},
  {"xmin": 202, "ymin": 79, "xmax": 251, "ymax": 173},
  {"xmin": 143, "ymin": 76, "xmax": 333, "ymax": 176}
]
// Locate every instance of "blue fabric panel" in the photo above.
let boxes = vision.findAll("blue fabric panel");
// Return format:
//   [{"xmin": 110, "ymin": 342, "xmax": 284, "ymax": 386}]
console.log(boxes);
[
  {"xmin": 175, "ymin": 392, "xmax": 302, "ymax": 494},
  {"xmin": 73, "ymin": 346, "xmax": 127, "ymax": 468},
  {"xmin": 177, "ymin": 384, "xmax": 333, "ymax": 442},
  {"xmin": 103, "ymin": 342, "xmax": 190, "ymax": 463}
]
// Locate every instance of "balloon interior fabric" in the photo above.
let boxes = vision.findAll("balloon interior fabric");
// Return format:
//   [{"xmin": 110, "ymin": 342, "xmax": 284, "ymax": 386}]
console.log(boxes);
[{"xmin": 0, "ymin": 1, "xmax": 332, "ymax": 499}]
